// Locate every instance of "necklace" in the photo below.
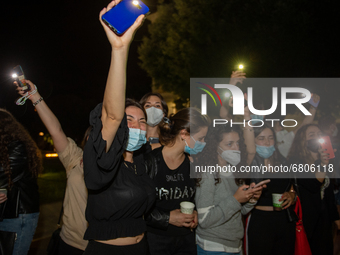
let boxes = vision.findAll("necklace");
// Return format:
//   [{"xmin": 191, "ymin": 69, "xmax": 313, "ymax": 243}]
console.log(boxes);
[
  {"xmin": 124, "ymin": 162, "xmax": 137, "ymax": 175},
  {"xmin": 149, "ymin": 137, "xmax": 160, "ymax": 144}
]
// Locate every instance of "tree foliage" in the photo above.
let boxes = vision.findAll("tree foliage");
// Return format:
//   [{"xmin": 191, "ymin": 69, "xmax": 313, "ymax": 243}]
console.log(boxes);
[{"xmin": 139, "ymin": 0, "xmax": 340, "ymax": 109}]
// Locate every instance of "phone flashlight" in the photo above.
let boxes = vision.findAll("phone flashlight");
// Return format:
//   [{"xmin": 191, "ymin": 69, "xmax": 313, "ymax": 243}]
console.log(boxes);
[
  {"xmin": 318, "ymin": 138, "xmax": 325, "ymax": 144},
  {"xmin": 12, "ymin": 73, "xmax": 18, "ymax": 79},
  {"xmin": 238, "ymin": 64, "xmax": 244, "ymax": 70},
  {"xmin": 132, "ymin": 0, "xmax": 142, "ymax": 9}
]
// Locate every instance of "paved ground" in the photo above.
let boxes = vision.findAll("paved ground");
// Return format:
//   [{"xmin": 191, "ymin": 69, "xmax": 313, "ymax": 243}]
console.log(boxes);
[{"xmin": 28, "ymin": 201, "xmax": 62, "ymax": 255}]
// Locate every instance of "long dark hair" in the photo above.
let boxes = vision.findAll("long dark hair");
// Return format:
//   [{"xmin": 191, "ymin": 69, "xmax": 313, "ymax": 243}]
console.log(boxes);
[
  {"xmin": 125, "ymin": 98, "xmax": 147, "ymax": 121},
  {"xmin": 287, "ymin": 124, "xmax": 319, "ymax": 164},
  {"xmin": 197, "ymin": 125, "xmax": 248, "ymax": 186},
  {"xmin": 139, "ymin": 92, "xmax": 168, "ymax": 117},
  {"xmin": 0, "ymin": 109, "xmax": 42, "ymax": 188},
  {"xmin": 159, "ymin": 107, "xmax": 209, "ymax": 146}
]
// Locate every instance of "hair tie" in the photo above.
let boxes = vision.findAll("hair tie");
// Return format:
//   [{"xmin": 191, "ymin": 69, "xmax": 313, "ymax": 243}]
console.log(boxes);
[
  {"xmin": 163, "ymin": 117, "xmax": 171, "ymax": 125},
  {"xmin": 163, "ymin": 117, "xmax": 173, "ymax": 129}
]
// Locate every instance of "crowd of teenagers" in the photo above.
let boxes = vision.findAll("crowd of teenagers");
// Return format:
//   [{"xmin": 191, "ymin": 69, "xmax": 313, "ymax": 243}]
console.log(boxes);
[{"xmin": 1, "ymin": 1, "xmax": 340, "ymax": 255}]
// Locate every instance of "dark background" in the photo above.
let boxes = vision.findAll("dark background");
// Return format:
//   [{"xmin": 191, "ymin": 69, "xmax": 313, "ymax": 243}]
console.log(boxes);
[
  {"xmin": 1, "ymin": 0, "xmax": 340, "ymax": 144},
  {"xmin": 0, "ymin": 0, "xmax": 157, "ymax": 143}
]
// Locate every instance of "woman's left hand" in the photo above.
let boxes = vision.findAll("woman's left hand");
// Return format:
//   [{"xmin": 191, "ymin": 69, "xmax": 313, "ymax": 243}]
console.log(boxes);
[
  {"xmin": 190, "ymin": 210, "xmax": 198, "ymax": 229},
  {"xmin": 280, "ymin": 191, "xmax": 295, "ymax": 209},
  {"xmin": 0, "ymin": 193, "xmax": 7, "ymax": 204}
]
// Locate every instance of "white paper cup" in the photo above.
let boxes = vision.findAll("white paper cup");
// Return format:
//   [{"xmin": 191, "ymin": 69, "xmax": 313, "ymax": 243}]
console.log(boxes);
[
  {"xmin": 272, "ymin": 193, "xmax": 283, "ymax": 211},
  {"xmin": 180, "ymin": 201, "xmax": 195, "ymax": 214}
]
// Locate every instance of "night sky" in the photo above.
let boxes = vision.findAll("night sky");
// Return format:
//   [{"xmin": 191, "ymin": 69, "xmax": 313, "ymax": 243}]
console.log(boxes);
[
  {"xmin": 1, "ymin": 0, "xmax": 340, "ymax": 143},
  {"xmin": 0, "ymin": 0, "xmax": 157, "ymax": 143}
]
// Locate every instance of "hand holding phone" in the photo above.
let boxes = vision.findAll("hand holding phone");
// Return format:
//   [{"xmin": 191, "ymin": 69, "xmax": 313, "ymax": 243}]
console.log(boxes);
[
  {"xmin": 308, "ymin": 93, "xmax": 320, "ymax": 108},
  {"xmin": 101, "ymin": 0, "xmax": 149, "ymax": 36},
  {"xmin": 99, "ymin": 0, "xmax": 147, "ymax": 49},
  {"xmin": 252, "ymin": 179, "xmax": 271, "ymax": 189},
  {"xmin": 12, "ymin": 65, "xmax": 30, "ymax": 93}
]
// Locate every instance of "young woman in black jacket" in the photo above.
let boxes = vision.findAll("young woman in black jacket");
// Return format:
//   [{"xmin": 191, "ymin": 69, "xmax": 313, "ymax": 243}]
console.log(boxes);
[
  {"xmin": 287, "ymin": 124, "xmax": 340, "ymax": 255},
  {"xmin": 82, "ymin": 1, "xmax": 155, "ymax": 255},
  {"xmin": 0, "ymin": 109, "xmax": 42, "ymax": 255},
  {"xmin": 144, "ymin": 107, "xmax": 209, "ymax": 255}
]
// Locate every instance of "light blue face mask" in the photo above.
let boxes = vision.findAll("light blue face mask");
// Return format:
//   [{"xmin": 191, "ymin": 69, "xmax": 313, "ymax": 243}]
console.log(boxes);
[
  {"xmin": 184, "ymin": 136, "xmax": 206, "ymax": 155},
  {"xmin": 250, "ymin": 115, "xmax": 264, "ymax": 124},
  {"xmin": 256, "ymin": 145, "xmax": 275, "ymax": 159},
  {"xmin": 126, "ymin": 128, "xmax": 147, "ymax": 152}
]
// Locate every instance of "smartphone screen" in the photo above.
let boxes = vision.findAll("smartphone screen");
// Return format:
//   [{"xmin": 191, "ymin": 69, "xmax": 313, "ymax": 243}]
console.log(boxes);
[
  {"xmin": 102, "ymin": 0, "xmax": 149, "ymax": 35},
  {"xmin": 13, "ymin": 65, "xmax": 30, "ymax": 92},
  {"xmin": 319, "ymin": 136, "xmax": 335, "ymax": 159}
]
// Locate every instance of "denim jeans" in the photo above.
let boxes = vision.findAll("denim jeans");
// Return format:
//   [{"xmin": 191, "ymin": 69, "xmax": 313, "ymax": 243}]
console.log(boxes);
[
  {"xmin": 0, "ymin": 212, "xmax": 39, "ymax": 255},
  {"xmin": 197, "ymin": 245, "xmax": 241, "ymax": 255}
]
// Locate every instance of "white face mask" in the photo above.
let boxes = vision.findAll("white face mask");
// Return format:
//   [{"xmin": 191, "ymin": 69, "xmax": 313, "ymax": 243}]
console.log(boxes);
[
  {"xmin": 333, "ymin": 126, "xmax": 338, "ymax": 137},
  {"xmin": 275, "ymin": 129, "xmax": 288, "ymax": 142},
  {"xmin": 218, "ymin": 148, "xmax": 241, "ymax": 166},
  {"xmin": 146, "ymin": 107, "xmax": 163, "ymax": 127}
]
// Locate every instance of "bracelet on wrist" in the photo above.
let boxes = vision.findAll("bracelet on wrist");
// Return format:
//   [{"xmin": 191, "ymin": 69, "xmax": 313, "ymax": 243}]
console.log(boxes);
[{"xmin": 33, "ymin": 97, "xmax": 43, "ymax": 107}]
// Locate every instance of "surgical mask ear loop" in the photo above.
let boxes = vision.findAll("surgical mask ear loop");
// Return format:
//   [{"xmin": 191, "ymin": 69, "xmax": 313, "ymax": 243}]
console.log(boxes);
[{"xmin": 16, "ymin": 84, "xmax": 38, "ymax": 105}]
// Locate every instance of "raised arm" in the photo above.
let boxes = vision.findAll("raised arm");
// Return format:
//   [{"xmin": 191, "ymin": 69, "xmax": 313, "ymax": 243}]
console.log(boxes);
[
  {"xmin": 243, "ymin": 106, "xmax": 256, "ymax": 165},
  {"xmin": 220, "ymin": 71, "xmax": 246, "ymax": 120},
  {"xmin": 99, "ymin": 1, "xmax": 144, "ymax": 151},
  {"xmin": 16, "ymin": 80, "xmax": 68, "ymax": 153}
]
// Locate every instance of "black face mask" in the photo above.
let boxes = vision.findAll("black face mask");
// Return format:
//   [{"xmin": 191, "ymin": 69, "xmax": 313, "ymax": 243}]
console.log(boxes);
[{"xmin": 307, "ymin": 139, "xmax": 320, "ymax": 153}]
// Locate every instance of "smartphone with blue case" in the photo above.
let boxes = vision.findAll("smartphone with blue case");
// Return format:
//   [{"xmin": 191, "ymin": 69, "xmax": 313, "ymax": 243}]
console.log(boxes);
[{"xmin": 102, "ymin": 0, "xmax": 149, "ymax": 35}]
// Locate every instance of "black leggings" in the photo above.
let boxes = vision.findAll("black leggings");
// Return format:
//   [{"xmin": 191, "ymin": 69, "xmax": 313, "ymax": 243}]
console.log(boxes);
[
  {"xmin": 147, "ymin": 231, "xmax": 197, "ymax": 255},
  {"xmin": 247, "ymin": 209, "xmax": 296, "ymax": 255},
  {"xmin": 83, "ymin": 236, "xmax": 148, "ymax": 255},
  {"xmin": 58, "ymin": 238, "xmax": 84, "ymax": 255}
]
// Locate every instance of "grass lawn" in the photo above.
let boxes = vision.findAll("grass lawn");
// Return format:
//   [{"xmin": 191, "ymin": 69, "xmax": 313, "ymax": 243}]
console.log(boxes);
[{"xmin": 38, "ymin": 157, "xmax": 67, "ymax": 204}]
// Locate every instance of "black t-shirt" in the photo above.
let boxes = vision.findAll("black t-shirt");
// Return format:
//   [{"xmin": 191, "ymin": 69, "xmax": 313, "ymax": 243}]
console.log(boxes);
[
  {"xmin": 83, "ymin": 103, "xmax": 156, "ymax": 240},
  {"xmin": 147, "ymin": 147, "xmax": 196, "ymax": 236}
]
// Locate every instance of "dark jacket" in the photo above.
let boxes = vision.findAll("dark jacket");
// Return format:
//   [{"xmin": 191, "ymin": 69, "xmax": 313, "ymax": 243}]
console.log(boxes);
[
  {"xmin": 0, "ymin": 141, "xmax": 39, "ymax": 219},
  {"xmin": 289, "ymin": 157, "xmax": 340, "ymax": 240},
  {"xmin": 144, "ymin": 148, "xmax": 170, "ymax": 230}
]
